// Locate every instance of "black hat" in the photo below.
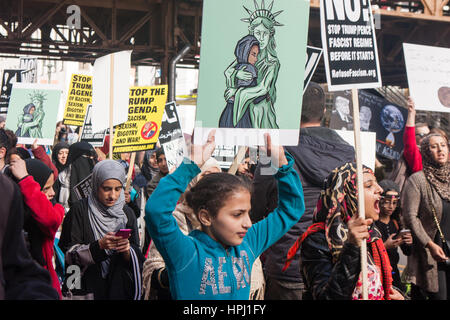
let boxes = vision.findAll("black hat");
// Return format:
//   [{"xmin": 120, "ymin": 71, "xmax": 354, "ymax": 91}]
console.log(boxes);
[{"xmin": 25, "ymin": 159, "xmax": 53, "ymax": 190}]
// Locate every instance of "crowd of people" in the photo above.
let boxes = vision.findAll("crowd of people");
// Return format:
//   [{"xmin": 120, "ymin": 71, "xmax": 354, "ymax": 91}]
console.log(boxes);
[{"xmin": 0, "ymin": 82, "xmax": 449, "ymax": 301}]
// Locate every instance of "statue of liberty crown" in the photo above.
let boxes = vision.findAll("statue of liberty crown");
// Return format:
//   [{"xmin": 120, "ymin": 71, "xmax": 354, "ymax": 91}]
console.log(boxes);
[{"xmin": 241, "ymin": 0, "xmax": 284, "ymax": 26}]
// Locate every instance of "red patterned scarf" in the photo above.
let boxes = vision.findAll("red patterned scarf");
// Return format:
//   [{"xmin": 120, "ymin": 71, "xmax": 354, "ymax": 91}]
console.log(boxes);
[{"xmin": 370, "ymin": 239, "xmax": 393, "ymax": 300}]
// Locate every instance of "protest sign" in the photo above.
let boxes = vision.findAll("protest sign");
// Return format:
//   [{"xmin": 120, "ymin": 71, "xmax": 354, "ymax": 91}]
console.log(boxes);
[
  {"xmin": 5, "ymin": 83, "xmax": 62, "ymax": 145},
  {"xmin": 320, "ymin": 0, "xmax": 381, "ymax": 297},
  {"xmin": 403, "ymin": 43, "xmax": 450, "ymax": 113},
  {"xmin": 19, "ymin": 57, "xmax": 38, "ymax": 83},
  {"xmin": 91, "ymin": 50, "xmax": 132, "ymax": 147},
  {"xmin": 112, "ymin": 85, "xmax": 168, "ymax": 154},
  {"xmin": 335, "ymin": 130, "xmax": 376, "ymax": 170},
  {"xmin": 329, "ymin": 90, "xmax": 408, "ymax": 160},
  {"xmin": 212, "ymin": 145, "xmax": 239, "ymax": 170},
  {"xmin": 194, "ymin": 0, "xmax": 310, "ymax": 146},
  {"xmin": 320, "ymin": 0, "xmax": 381, "ymax": 91},
  {"xmin": 80, "ymin": 105, "xmax": 106, "ymax": 147},
  {"xmin": 304, "ymin": 46, "xmax": 323, "ymax": 92},
  {"xmin": 159, "ymin": 101, "xmax": 188, "ymax": 172},
  {"xmin": 0, "ymin": 69, "xmax": 23, "ymax": 117},
  {"xmin": 73, "ymin": 173, "xmax": 92, "ymax": 201},
  {"xmin": 62, "ymin": 74, "xmax": 92, "ymax": 127}
]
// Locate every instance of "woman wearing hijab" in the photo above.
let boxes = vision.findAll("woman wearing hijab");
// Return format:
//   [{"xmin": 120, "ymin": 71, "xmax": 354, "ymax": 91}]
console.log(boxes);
[
  {"xmin": 135, "ymin": 150, "xmax": 159, "ymax": 189},
  {"xmin": 52, "ymin": 142, "xmax": 70, "ymax": 173},
  {"xmin": 58, "ymin": 160, "xmax": 144, "ymax": 300},
  {"xmin": 55, "ymin": 141, "xmax": 97, "ymax": 211},
  {"xmin": 403, "ymin": 133, "xmax": 450, "ymax": 300},
  {"xmin": 9, "ymin": 157, "xmax": 65, "ymax": 298},
  {"xmin": 284, "ymin": 162, "xmax": 404, "ymax": 300}
]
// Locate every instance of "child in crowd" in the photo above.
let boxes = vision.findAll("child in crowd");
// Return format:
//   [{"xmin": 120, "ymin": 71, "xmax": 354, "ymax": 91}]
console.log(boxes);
[
  {"xmin": 375, "ymin": 179, "xmax": 412, "ymax": 293},
  {"xmin": 145, "ymin": 132, "xmax": 305, "ymax": 299}
]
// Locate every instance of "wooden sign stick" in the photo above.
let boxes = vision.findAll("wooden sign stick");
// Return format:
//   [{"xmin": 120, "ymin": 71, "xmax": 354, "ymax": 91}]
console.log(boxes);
[
  {"xmin": 109, "ymin": 54, "xmax": 115, "ymax": 160},
  {"xmin": 228, "ymin": 146, "xmax": 247, "ymax": 176},
  {"xmin": 125, "ymin": 152, "xmax": 136, "ymax": 193},
  {"xmin": 78, "ymin": 124, "xmax": 84, "ymax": 142},
  {"xmin": 352, "ymin": 87, "xmax": 368, "ymax": 300}
]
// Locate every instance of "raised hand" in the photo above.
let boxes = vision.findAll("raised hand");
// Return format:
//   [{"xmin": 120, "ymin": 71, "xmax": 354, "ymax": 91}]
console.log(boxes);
[
  {"xmin": 189, "ymin": 129, "xmax": 216, "ymax": 168},
  {"xmin": 9, "ymin": 157, "xmax": 29, "ymax": 180},
  {"xmin": 263, "ymin": 133, "xmax": 288, "ymax": 168}
]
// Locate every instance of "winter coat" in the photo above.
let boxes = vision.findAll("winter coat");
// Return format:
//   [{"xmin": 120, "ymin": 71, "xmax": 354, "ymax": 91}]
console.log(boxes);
[
  {"xmin": 58, "ymin": 198, "xmax": 144, "ymax": 299},
  {"xmin": 300, "ymin": 229, "xmax": 361, "ymax": 300},
  {"xmin": 402, "ymin": 171, "xmax": 445, "ymax": 293},
  {"xmin": 18, "ymin": 175, "xmax": 65, "ymax": 298}
]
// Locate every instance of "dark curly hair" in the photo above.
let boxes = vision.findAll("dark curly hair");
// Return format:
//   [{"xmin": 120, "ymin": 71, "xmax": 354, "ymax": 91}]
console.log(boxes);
[
  {"xmin": 0, "ymin": 128, "xmax": 18, "ymax": 164},
  {"xmin": 184, "ymin": 172, "xmax": 253, "ymax": 218}
]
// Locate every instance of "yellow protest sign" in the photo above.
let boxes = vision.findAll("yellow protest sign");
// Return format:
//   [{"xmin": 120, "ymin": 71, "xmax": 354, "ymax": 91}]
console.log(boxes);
[
  {"xmin": 112, "ymin": 85, "xmax": 168, "ymax": 153},
  {"xmin": 62, "ymin": 74, "xmax": 92, "ymax": 126}
]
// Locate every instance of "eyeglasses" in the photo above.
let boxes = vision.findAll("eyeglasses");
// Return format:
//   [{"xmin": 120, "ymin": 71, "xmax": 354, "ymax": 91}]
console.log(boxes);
[
  {"xmin": 380, "ymin": 196, "xmax": 399, "ymax": 207},
  {"xmin": 415, "ymin": 133, "xmax": 427, "ymax": 138}
]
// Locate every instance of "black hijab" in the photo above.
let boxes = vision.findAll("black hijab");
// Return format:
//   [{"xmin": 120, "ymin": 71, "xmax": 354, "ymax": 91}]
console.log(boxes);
[
  {"xmin": 16, "ymin": 147, "xmax": 32, "ymax": 160},
  {"xmin": 52, "ymin": 142, "xmax": 70, "ymax": 172},
  {"xmin": 66, "ymin": 142, "xmax": 97, "ymax": 207}
]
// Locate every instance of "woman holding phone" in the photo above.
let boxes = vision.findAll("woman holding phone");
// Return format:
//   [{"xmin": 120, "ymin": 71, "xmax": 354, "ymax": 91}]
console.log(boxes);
[{"xmin": 59, "ymin": 160, "xmax": 144, "ymax": 300}]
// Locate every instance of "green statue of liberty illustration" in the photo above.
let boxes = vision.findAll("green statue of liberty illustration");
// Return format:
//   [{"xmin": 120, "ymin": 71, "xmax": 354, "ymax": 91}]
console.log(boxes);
[
  {"xmin": 15, "ymin": 90, "xmax": 46, "ymax": 138},
  {"xmin": 219, "ymin": 0, "xmax": 283, "ymax": 129}
]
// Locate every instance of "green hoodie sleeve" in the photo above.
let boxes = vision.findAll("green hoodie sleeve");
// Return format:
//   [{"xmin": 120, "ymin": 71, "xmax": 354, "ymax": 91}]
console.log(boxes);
[
  {"xmin": 144, "ymin": 159, "xmax": 201, "ymax": 271},
  {"xmin": 244, "ymin": 152, "xmax": 305, "ymax": 260}
]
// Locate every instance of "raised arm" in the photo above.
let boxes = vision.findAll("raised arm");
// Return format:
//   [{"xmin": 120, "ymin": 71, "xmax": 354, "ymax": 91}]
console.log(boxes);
[
  {"xmin": 245, "ymin": 134, "xmax": 305, "ymax": 258},
  {"xmin": 403, "ymin": 97, "xmax": 422, "ymax": 173},
  {"xmin": 145, "ymin": 130, "xmax": 216, "ymax": 270},
  {"xmin": 144, "ymin": 160, "xmax": 200, "ymax": 270}
]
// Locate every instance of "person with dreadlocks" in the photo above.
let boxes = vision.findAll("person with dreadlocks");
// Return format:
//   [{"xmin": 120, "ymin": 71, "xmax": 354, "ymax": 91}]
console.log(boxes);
[
  {"xmin": 402, "ymin": 133, "xmax": 450, "ymax": 300},
  {"xmin": 283, "ymin": 162, "xmax": 405, "ymax": 300}
]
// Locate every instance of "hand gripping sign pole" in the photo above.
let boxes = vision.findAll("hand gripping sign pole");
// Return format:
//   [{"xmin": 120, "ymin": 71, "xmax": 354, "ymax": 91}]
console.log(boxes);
[
  {"xmin": 320, "ymin": 0, "xmax": 382, "ymax": 300},
  {"xmin": 228, "ymin": 146, "xmax": 247, "ymax": 175},
  {"xmin": 351, "ymin": 87, "xmax": 368, "ymax": 300}
]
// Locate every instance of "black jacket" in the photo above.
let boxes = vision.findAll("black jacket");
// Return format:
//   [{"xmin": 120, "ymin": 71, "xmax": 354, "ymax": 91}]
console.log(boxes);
[
  {"xmin": 0, "ymin": 173, "xmax": 59, "ymax": 300},
  {"xmin": 252, "ymin": 127, "xmax": 355, "ymax": 282},
  {"xmin": 58, "ymin": 198, "xmax": 144, "ymax": 299},
  {"xmin": 300, "ymin": 229, "xmax": 361, "ymax": 300}
]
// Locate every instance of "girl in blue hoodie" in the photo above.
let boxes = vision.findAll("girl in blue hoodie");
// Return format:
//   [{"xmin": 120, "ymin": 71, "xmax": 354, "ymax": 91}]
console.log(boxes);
[{"xmin": 145, "ymin": 132, "xmax": 305, "ymax": 300}]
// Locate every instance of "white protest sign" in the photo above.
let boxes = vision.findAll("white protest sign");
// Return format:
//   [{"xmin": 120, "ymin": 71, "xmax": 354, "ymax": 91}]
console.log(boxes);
[
  {"xmin": 320, "ymin": 0, "xmax": 382, "ymax": 91},
  {"xmin": 403, "ymin": 43, "xmax": 450, "ymax": 113},
  {"xmin": 19, "ymin": 57, "xmax": 38, "ymax": 83},
  {"xmin": 334, "ymin": 129, "xmax": 376, "ymax": 171},
  {"xmin": 91, "ymin": 50, "xmax": 132, "ymax": 133},
  {"xmin": 320, "ymin": 0, "xmax": 382, "ymax": 299}
]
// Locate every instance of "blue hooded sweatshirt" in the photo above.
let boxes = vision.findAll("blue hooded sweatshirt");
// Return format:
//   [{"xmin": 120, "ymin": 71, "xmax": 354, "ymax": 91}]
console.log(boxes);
[{"xmin": 145, "ymin": 153, "xmax": 305, "ymax": 300}]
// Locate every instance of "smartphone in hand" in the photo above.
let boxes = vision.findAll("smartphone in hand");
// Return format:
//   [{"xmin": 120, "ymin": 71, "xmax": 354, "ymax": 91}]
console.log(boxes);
[{"xmin": 115, "ymin": 229, "xmax": 132, "ymax": 239}]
